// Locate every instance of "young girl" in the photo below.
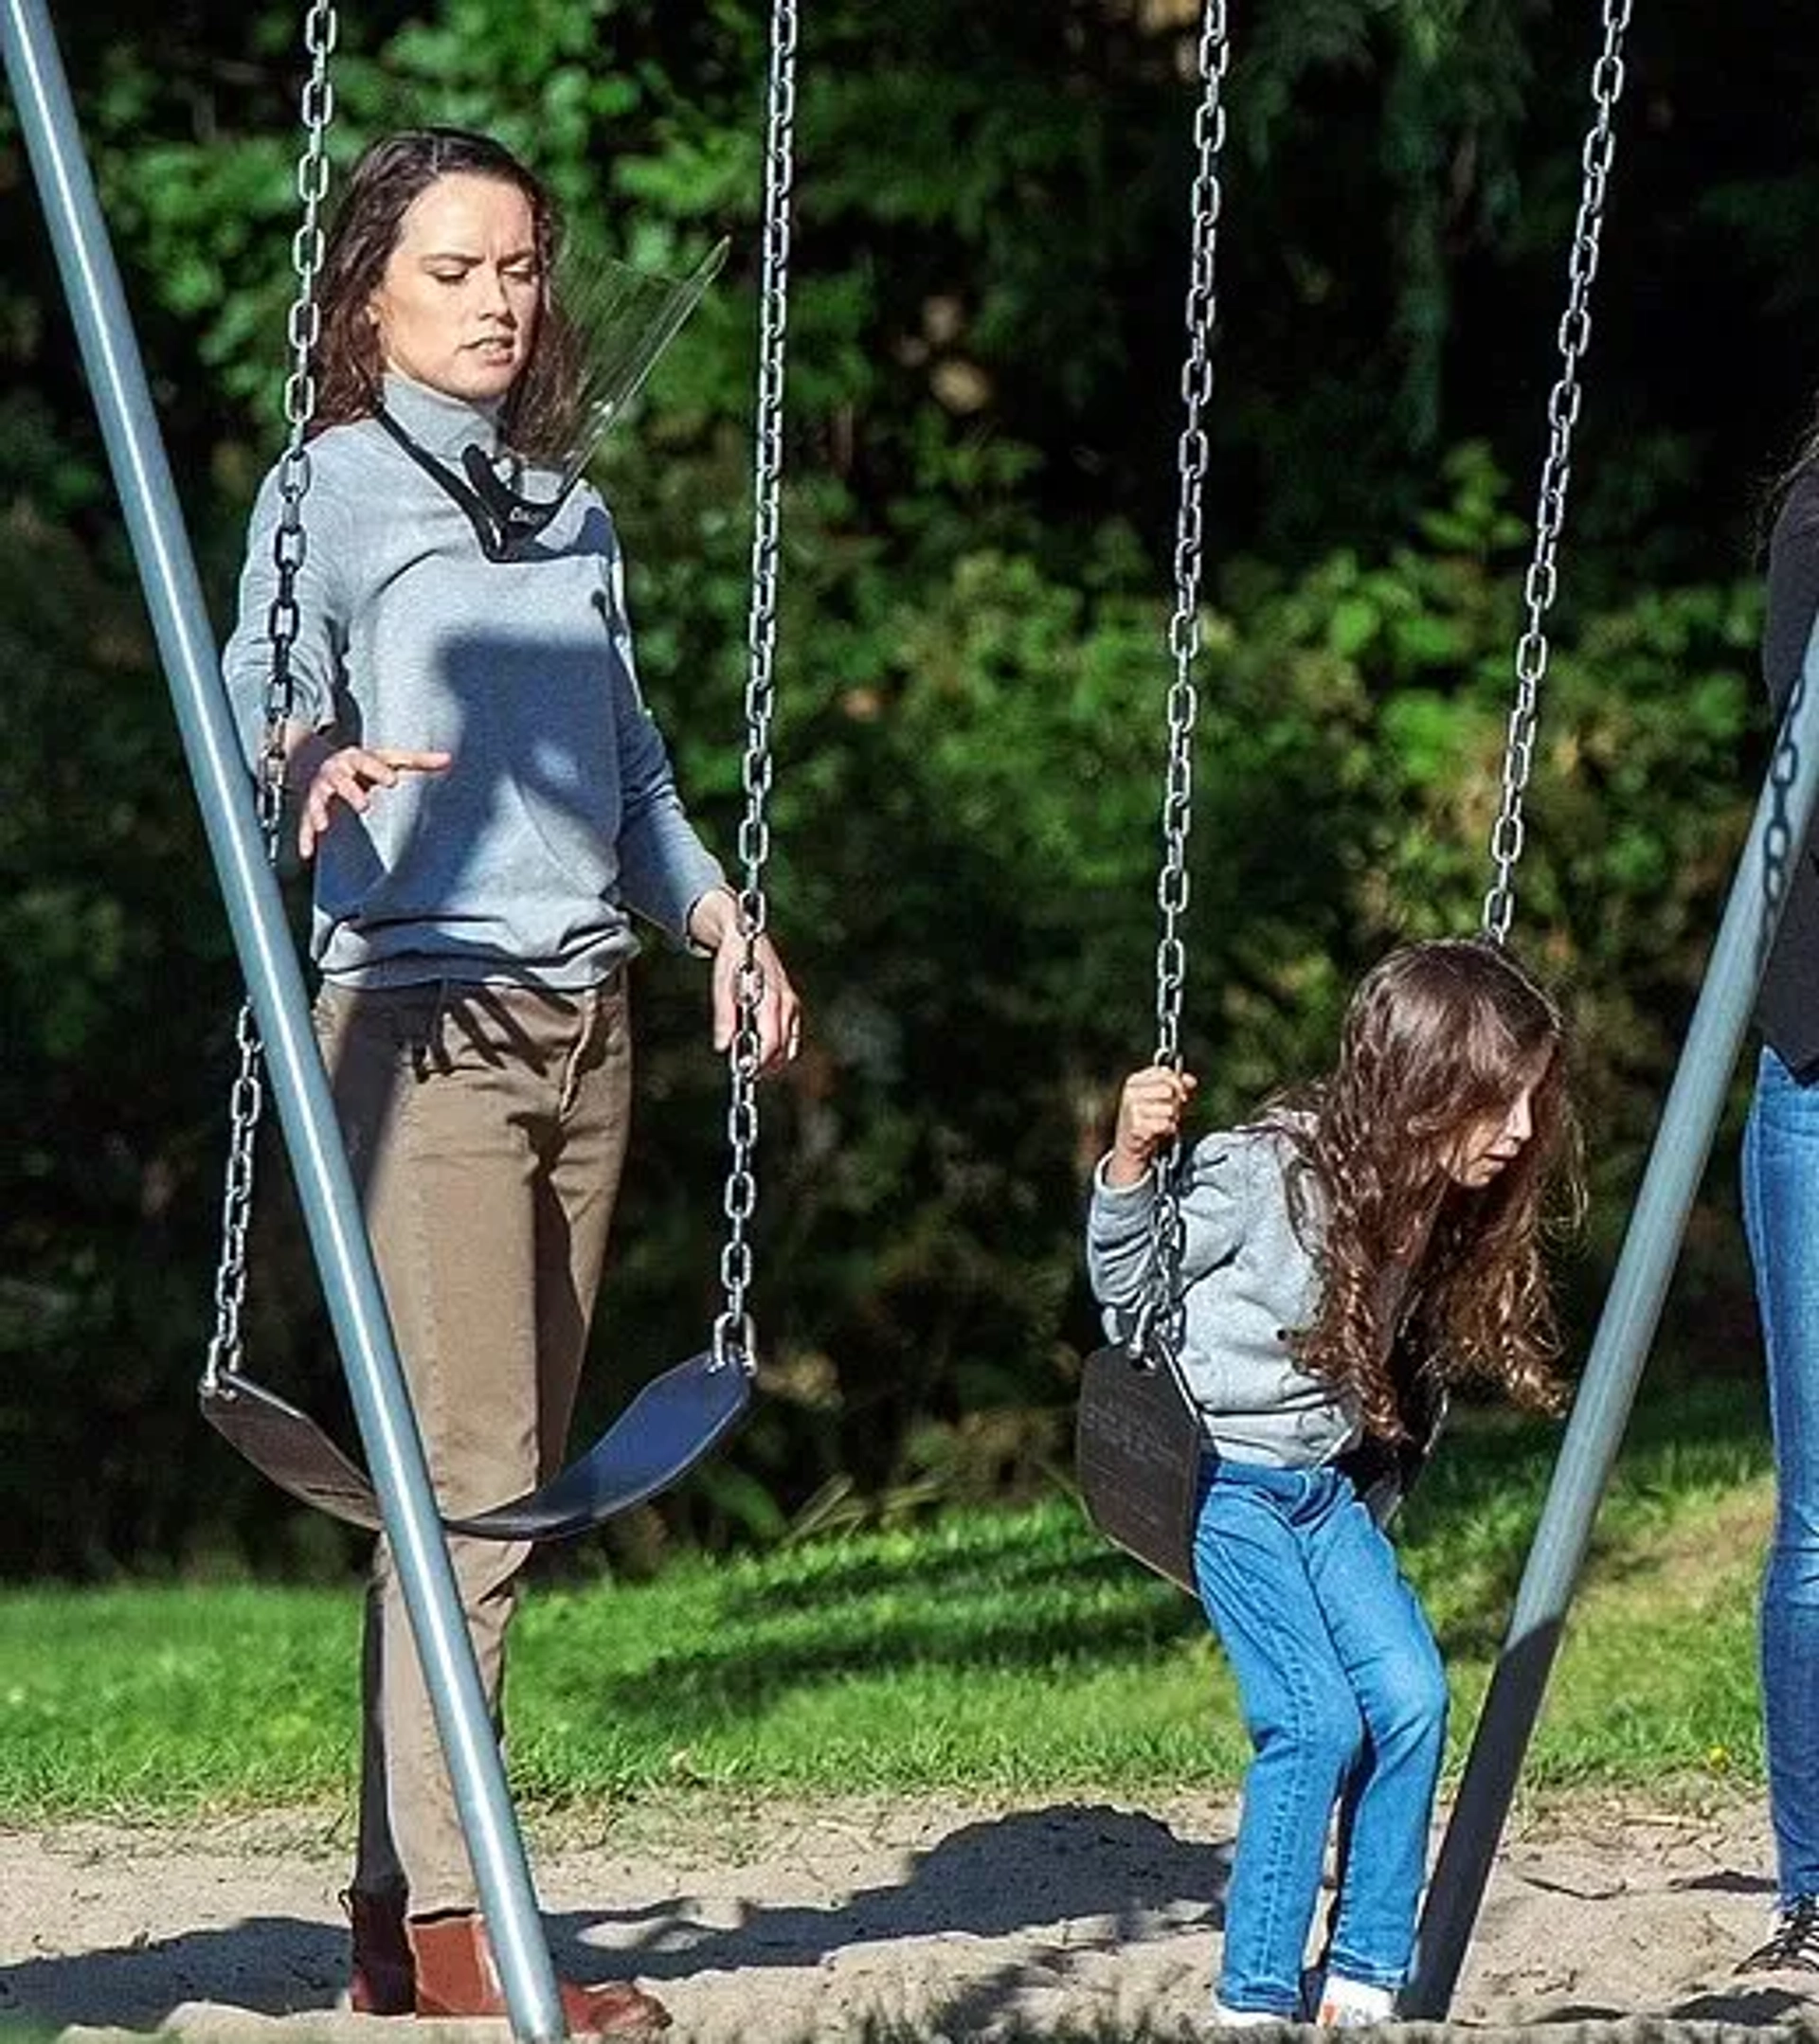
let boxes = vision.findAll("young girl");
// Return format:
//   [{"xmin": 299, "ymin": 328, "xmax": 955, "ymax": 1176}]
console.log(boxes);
[{"xmin": 1087, "ymin": 937, "xmax": 1577, "ymax": 2026}]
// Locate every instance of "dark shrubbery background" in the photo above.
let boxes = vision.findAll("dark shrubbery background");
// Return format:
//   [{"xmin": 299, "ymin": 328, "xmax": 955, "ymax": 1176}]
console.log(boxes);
[{"xmin": 1, "ymin": 0, "xmax": 1801, "ymax": 1575}]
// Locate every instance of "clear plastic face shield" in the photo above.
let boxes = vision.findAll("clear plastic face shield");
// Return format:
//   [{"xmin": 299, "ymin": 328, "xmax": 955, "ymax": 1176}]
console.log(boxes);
[{"xmin": 376, "ymin": 236, "xmax": 729, "ymax": 559}]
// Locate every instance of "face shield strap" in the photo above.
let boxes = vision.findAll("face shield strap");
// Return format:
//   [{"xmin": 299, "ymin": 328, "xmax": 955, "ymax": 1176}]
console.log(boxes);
[
  {"xmin": 372, "ymin": 403, "xmax": 575, "ymax": 563},
  {"xmin": 369, "ymin": 240, "xmax": 729, "ymax": 563}
]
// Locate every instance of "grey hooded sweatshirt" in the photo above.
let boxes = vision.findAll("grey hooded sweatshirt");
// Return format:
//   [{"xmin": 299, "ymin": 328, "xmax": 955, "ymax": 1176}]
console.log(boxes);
[{"xmin": 1085, "ymin": 1122, "xmax": 1363, "ymax": 1469}]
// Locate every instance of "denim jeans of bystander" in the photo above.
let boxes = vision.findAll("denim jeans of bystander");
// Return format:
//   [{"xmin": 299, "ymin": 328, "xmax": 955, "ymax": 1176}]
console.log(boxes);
[{"xmin": 1743, "ymin": 1045, "xmax": 1819, "ymax": 1910}]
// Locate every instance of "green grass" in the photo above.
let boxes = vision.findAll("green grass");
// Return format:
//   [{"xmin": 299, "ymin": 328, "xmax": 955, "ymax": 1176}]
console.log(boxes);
[{"xmin": 0, "ymin": 1380, "xmax": 1775, "ymax": 1823}]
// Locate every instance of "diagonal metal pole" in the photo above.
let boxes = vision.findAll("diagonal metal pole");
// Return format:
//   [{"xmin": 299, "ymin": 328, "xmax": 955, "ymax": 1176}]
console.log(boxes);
[
  {"xmin": 0, "ymin": 6, "xmax": 565, "ymax": 2035},
  {"xmin": 1406, "ymin": 611, "xmax": 1819, "ymax": 2017}
]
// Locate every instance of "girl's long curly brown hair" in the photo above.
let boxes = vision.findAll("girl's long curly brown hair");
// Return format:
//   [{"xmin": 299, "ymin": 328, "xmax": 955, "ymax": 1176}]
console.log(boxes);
[
  {"xmin": 306, "ymin": 127, "xmax": 583, "ymax": 460},
  {"xmin": 1268, "ymin": 937, "xmax": 1583, "ymax": 1442}
]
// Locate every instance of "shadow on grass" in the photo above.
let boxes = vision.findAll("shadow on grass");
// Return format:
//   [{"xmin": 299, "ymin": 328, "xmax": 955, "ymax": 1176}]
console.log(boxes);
[
  {"xmin": 562, "ymin": 1377, "xmax": 1774, "ymax": 1742},
  {"xmin": 1396, "ymin": 1375, "xmax": 1773, "ymax": 1663},
  {"xmin": 728, "ymin": 1520, "xmax": 1151, "ymax": 1616},
  {"xmin": 0, "ymin": 1804, "xmax": 1230, "ymax": 2035},
  {"xmin": 588, "ymin": 1557, "xmax": 1199, "ymax": 1728}
]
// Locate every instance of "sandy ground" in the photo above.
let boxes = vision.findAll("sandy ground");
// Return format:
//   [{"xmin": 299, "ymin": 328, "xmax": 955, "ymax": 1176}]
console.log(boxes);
[{"xmin": 3, "ymin": 1791, "xmax": 1815, "ymax": 2040}]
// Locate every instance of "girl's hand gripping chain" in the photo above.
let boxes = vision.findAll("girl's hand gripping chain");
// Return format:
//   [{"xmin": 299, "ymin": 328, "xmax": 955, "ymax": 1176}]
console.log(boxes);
[{"xmin": 1108, "ymin": 1066, "xmax": 1199, "ymax": 1188}]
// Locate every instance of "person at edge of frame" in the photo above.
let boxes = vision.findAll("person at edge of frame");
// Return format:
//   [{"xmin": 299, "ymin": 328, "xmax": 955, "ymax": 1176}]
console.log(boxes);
[{"xmin": 1736, "ymin": 410, "xmax": 1819, "ymax": 1981}]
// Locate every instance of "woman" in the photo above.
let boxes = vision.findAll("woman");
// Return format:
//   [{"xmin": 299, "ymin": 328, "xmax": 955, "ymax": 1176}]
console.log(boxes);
[
  {"xmin": 1088, "ymin": 938, "xmax": 1577, "ymax": 2024},
  {"xmin": 1738, "ymin": 435, "xmax": 1819, "ymax": 1977},
  {"xmin": 223, "ymin": 127, "xmax": 799, "ymax": 2033}
]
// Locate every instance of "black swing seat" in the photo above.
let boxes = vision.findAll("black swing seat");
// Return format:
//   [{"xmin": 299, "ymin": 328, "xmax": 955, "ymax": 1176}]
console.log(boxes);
[
  {"xmin": 1074, "ymin": 1340, "xmax": 1205, "ymax": 1597},
  {"xmin": 200, "ymin": 1348, "xmax": 752, "ymax": 1542}
]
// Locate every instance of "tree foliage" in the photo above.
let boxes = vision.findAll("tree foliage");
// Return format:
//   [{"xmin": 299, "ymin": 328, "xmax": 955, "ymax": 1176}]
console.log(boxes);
[{"xmin": 0, "ymin": 0, "xmax": 1806, "ymax": 1572}]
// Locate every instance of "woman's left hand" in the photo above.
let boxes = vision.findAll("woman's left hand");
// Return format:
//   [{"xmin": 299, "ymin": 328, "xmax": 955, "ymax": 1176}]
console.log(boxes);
[{"xmin": 688, "ymin": 888, "xmax": 802, "ymax": 1077}]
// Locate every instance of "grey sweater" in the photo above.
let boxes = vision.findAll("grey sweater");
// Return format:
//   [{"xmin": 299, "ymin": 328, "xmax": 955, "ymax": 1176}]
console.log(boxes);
[
  {"xmin": 222, "ymin": 372, "xmax": 725, "ymax": 990},
  {"xmin": 1086, "ymin": 1122, "xmax": 1363, "ymax": 1468}
]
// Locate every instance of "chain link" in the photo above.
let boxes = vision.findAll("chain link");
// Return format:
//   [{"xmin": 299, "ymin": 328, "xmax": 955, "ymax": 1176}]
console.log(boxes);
[
  {"xmin": 204, "ymin": 0, "xmax": 338, "ymax": 1395},
  {"xmin": 1136, "ymin": 0, "xmax": 1229, "ymax": 1367},
  {"xmin": 1482, "ymin": 0, "xmax": 1630, "ymax": 944},
  {"xmin": 713, "ymin": 0, "xmax": 799, "ymax": 1372}
]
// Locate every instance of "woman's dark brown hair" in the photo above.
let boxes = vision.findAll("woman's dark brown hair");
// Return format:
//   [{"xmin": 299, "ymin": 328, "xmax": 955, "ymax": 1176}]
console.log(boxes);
[
  {"xmin": 308, "ymin": 127, "xmax": 582, "ymax": 459},
  {"xmin": 1270, "ymin": 936, "xmax": 1582, "ymax": 1440}
]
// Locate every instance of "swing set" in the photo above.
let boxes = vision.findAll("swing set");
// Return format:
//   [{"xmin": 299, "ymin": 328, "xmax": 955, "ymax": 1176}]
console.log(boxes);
[
  {"xmin": 1072, "ymin": 0, "xmax": 1819, "ymax": 2017},
  {"xmin": 9, "ymin": 0, "xmax": 1819, "ymax": 2035},
  {"xmin": 1075, "ymin": 0, "xmax": 1624, "ymax": 1601},
  {"xmin": 4, "ymin": 0, "xmax": 800, "ymax": 2028},
  {"xmin": 191, "ymin": 1, "xmax": 794, "ymax": 1544}
]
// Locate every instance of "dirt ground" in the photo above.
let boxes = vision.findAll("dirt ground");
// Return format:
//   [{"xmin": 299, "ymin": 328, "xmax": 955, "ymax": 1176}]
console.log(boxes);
[{"xmin": 3, "ymin": 1790, "xmax": 1815, "ymax": 2040}]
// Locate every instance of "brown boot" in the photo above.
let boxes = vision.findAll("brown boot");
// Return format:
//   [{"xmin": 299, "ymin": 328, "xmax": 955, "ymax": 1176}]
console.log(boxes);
[
  {"xmin": 342, "ymin": 1886, "xmax": 415, "ymax": 2017},
  {"xmin": 408, "ymin": 1910, "xmax": 670, "ymax": 2036}
]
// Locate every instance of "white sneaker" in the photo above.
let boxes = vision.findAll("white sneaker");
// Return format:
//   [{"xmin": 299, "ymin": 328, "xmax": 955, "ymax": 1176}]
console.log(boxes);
[
  {"xmin": 1209, "ymin": 1992, "xmax": 1288, "ymax": 2028},
  {"xmin": 1315, "ymin": 1977, "xmax": 1396, "ymax": 2027}
]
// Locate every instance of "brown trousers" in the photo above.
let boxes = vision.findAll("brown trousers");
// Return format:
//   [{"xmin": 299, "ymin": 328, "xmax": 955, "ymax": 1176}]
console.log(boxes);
[{"xmin": 314, "ymin": 976, "xmax": 633, "ymax": 1915}]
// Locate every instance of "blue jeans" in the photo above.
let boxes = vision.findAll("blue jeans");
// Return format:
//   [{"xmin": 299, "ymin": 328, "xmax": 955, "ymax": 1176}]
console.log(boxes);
[
  {"xmin": 1194, "ymin": 1459, "xmax": 1448, "ymax": 2016},
  {"xmin": 1743, "ymin": 1046, "xmax": 1819, "ymax": 1907}
]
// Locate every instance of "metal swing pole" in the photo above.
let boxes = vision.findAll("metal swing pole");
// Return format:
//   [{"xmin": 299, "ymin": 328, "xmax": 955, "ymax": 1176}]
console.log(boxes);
[
  {"xmin": 0, "ymin": 6, "xmax": 565, "ymax": 2035},
  {"xmin": 1405, "ymin": 611, "xmax": 1819, "ymax": 2017}
]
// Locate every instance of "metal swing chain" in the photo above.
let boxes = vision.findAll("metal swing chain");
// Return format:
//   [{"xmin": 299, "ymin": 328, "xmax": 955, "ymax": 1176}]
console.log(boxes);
[
  {"xmin": 1481, "ymin": 0, "xmax": 1631, "ymax": 945},
  {"xmin": 203, "ymin": 0, "xmax": 339, "ymax": 1396},
  {"xmin": 1135, "ymin": 0, "xmax": 1230, "ymax": 1368},
  {"xmin": 713, "ymin": 0, "xmax": 799, "ymax": 1372}
]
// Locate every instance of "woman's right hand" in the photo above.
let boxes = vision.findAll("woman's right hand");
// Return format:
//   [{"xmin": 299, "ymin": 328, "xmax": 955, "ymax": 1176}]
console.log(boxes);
[
  {"xmin": 292, "ymin": 740, "xmax": 453, "ymax": 858},
  {"xmin": 1107, "ymin": 1065, "xmax": 1198, "ymax": 1188}
]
